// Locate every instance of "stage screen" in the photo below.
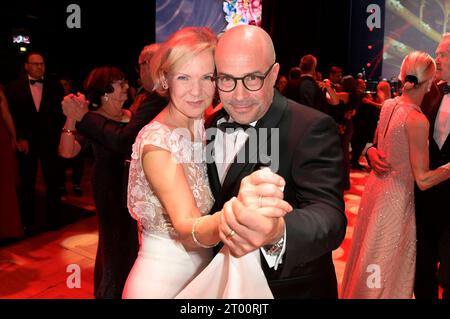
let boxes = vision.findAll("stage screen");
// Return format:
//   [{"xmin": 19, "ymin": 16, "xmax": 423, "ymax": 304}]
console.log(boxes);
[
  {"xmin": 382, "ymin": 0, "xmax": 445, "ymax": 80},
  {"xmin": 155, "ymin": 0, "xmax": 262, "ymax": 43}
]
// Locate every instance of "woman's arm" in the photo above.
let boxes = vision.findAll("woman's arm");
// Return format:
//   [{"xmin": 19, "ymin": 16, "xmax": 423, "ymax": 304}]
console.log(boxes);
[
  {"xmin": 142, "ymin": 145, "xmax": 220, "ymax": 248},
  {"xmin": 0, "ymin": 90, "xmax": 17, "ymax": 148},
  {"xmin": 366, "ymin": 128, "xmax": 392, "ymax": 175},
  {"xmin": 406, "ymin": 111, "xmax": 450, "ymax": 190},
  {"xmin": 318, "ymin": 80, "xmax": 339, "ymax": 105},
  {"xmin": 362, "ymin": 95, "xmax": 383, "ymax": 109},
  {"xmin": 336, "ymin": 92, "xmax": 349, "ymax": 105},
  {"xmin": 59, "ymin": 117, "xmax": 81, "ymax": 158}
]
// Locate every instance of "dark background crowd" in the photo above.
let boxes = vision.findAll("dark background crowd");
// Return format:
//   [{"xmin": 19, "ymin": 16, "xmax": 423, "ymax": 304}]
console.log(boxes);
[{"xmin": 0, "ymin": 0, "xmax": 391, "ymax": 240}]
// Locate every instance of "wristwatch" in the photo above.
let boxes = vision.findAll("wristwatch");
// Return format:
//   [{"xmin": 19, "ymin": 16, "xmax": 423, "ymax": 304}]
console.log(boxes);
[{"xmin": 266, "ymin": 236, "xmax": 284, "ymax": 256}]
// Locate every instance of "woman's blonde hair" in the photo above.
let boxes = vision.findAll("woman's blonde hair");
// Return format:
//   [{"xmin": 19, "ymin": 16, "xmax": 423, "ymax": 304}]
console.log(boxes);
[
  {"xmin": 139, "ymin": 43, "xmax": 160, "ymax": 65},
  {"xmin": 399, "ymin": 51, "xmax": 436, "ymax": 91},
  {"xmin": 376, "ymin": 80, "xmax": 391, "ymax": 103},
  {"xmin": 150, "ymin": 26, "xmax": 217, "ymax": 95}
]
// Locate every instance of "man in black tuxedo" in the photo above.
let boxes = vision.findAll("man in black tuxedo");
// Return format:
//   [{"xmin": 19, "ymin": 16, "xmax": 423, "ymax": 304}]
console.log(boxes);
[
  {"xmin": 285, "ymin": 54, "xmax": 337, "ymax": 114},
  {"xmin": 367, "ymin": 35, "xmax": 450, "ymax": 299},
  {"xmin": 207, "ymin": 25, "xmax": 347, "ymax": 298},
  {"xmin": 6, "ymin": 52, "xmax": 65, "ymax": 233}
]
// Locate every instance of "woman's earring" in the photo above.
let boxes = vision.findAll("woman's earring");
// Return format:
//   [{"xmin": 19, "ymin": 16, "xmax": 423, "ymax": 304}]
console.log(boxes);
[
  {"xmin": 162, "ymin": 82, "xmax": 168, "ymax": 90},
  {"xmin": 104, "ymin": 93, "xmax": 109, "ymax": 102}
]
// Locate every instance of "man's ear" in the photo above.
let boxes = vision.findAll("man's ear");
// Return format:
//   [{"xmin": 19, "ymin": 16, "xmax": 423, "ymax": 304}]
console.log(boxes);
[{"xmin": 271, "ymin": 63, "xmax": 280, "ymax": 86}]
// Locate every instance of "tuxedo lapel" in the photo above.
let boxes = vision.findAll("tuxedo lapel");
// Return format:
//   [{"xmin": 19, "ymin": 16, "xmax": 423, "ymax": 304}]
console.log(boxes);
[
  {"xmin": 206, "ymin": 108, "xmax": 228, "ymax": 199},
  {"xmin": 40, "ymin": 79, "xmax": 50, "ymax": 112},
  {"xmin": 206, "ymin": 145, "xmax": 221, "ymax": 200},
  {"xmin": 430, "ymin": 83, "xmax": 450, "ymax": 150},
  {"xmin": 220, "ymin": 90, "xmax": 288, "ymax": 194},
  {"xmin": 21, "ymin": 77, "xmax": 38, "ymax": 114},
  {"xmin": 441, "ymin": 134, "xmax": 450, "ymax": 153},
  {"xmin": 429, "ymin": 83, "xmax": 446, "ymax": 126},
  {"xmin": 422, "ymin": 82, "xmax": 450, "ymax": 159},
  {"xmin": 253, "ymin": 90, "xmax": 288, "ymax": 154}
]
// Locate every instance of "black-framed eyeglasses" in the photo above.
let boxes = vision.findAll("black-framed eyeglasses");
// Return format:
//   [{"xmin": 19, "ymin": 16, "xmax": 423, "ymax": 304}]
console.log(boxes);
[{"xmin": 215, "ymin": 62, "xmax": 276, "ymax": 92}]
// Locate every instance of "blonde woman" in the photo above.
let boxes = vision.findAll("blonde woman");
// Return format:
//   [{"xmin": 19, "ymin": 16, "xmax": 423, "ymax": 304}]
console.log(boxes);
[
  {"xmin": 342, "ymin": 51, "xmax": 450, "ymax": 298},
  {"xmin": 122, "ymin": 27, "xmax": 291, "ymax": 299}
]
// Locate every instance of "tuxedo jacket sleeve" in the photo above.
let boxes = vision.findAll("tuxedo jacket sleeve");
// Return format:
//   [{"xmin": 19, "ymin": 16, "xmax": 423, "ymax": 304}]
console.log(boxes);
[
  {"xmin": 76, "ymin": 92, "xmax": 167, "ymax": 155},
  {"xmin": 281, "ymin": 106, "xmax": 346, "ymax": 277}
]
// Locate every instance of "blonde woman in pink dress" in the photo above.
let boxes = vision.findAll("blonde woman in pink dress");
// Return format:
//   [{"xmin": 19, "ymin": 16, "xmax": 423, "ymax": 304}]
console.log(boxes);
[{"xmin": 341, "ymin": 51, "xmax": 450, "ymax": 299}]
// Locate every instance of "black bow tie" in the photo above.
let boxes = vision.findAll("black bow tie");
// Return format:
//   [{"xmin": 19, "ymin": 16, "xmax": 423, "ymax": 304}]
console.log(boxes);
[
  {"xmin": 29, "ymin": 79, "xmax": 44, "ymax": 85},
  {"xmin": 217, "ymin": 121, "xmax": 251, "ymax": 133},
  {"xmin": 443, "ymin": 84, "xmax": 450, "ymax": 95}
]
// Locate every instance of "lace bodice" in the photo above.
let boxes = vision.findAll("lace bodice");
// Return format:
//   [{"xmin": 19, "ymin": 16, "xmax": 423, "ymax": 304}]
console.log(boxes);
[{"xmin": 127, "ymin": 120, "xmax": 214, "ymax": 238}]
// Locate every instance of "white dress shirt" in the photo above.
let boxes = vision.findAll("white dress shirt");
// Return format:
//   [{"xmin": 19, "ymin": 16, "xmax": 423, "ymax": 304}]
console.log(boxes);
[
  {"xmin": 434, "ymin": 94, "xmax": 450, "ymax": 149},
  {"xmin": 28, "ymin": 76, "xmax": 43, "ymax": 112},
  {"xmin": 214, "ymin": 117, "xmax": 286, "ymax": 270}
]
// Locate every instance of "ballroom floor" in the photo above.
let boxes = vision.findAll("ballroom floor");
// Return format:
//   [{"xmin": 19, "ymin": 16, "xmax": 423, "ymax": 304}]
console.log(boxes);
[{"xmin": 0, "ymin": 165, "xmax": 369, "ymax": 299}]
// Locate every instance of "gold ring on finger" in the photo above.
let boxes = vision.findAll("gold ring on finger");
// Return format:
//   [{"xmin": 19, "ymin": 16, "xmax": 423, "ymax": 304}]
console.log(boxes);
[{"xmin": 226, "ymin": 229, "xmax": 236, "ymax": 238}]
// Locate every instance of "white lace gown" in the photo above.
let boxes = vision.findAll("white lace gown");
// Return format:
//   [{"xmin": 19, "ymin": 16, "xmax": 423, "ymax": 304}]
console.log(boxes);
[
  {"xmin": 122, "ymin": 120, "xmax": 273, "ymax": 299},
  {"xmin": 123, "ymin": 120, "xmax": 214, "ymax": 298}
]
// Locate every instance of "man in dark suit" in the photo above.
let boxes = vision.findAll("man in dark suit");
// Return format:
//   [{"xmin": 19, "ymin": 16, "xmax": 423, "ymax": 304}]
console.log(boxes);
[
  {"xmin": 411, "ymin": 38, "xmax": 450, "ymax": 299},
  {"xmin": 285, "ymin": 54, "xmax": 338, "ymax": 114},
  {"xmin": 6, "ymin": 52, "xmax": 65, "ymax": 233},
  {"xmin": 207, "ymin": 25, "xmax": 347, "ymax": 298},
  {"xmin": 367, "ymin": 35, "xmax": 450, "ymax": 299}
]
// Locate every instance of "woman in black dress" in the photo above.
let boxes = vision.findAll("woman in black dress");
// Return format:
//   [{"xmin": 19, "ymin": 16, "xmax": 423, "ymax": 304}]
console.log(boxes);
[{"xmin": 59, "ymin": 67, "xmax": 139, "ymax": 298}]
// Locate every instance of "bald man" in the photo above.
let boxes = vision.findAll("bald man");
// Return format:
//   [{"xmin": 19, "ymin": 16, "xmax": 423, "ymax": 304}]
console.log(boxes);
[{"xmin": 206, "ymin": 25, "xmax": 346, "ymax": 298}]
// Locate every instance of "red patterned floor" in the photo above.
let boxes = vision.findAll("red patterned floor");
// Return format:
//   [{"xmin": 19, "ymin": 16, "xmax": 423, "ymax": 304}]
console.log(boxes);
[
  {"xmin": 4, "ymin": 161, "xmax": 443, "ymax": 299},
  {"xmin": 0, "ymin": 167, "xmax": 369, "ymax": 299}
]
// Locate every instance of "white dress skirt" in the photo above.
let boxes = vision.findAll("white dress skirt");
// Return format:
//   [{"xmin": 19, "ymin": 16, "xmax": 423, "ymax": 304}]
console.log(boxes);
[
  {"xmin": 122, "ymin": 233, "xmax": 273, "ymax": 299},
  {"xmin": 122, "ymin": 233, "xmax": 213, "ymax": 299},
  {"xmin": 175, "ymin": 247, "xmax": 273, "ymax": 299}
]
